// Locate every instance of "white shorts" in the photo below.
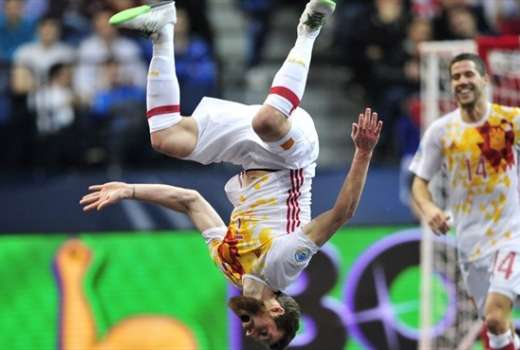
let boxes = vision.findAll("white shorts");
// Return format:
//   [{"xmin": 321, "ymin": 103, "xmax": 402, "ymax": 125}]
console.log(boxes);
[
  {"xmin": 182, "ymin": 97, "xmax": 319, "ymax": 170},
  {"xmin": 201, "ymin": 226, "xmax": 319, "ymax": 291},
  {"xmin": 461, "ymin": 247, "xmax": 520, "ymax": 316}
]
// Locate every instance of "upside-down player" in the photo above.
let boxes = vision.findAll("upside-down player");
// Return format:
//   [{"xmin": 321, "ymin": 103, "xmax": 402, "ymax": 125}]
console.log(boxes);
[{"xmin": 80, "ymin": 1, "xmax": 382, "ymax": 349}]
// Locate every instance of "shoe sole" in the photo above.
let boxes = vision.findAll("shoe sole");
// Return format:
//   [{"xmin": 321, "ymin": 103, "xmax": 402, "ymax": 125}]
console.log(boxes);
[
  {"xmin": 108, "ymin": 1, "xmax": 173, "ymax": 26},
  {"xmin": 314, "ymin": 0, "xmax": 336, "ymax": 13},
  {"xmin": 109, "ymin": 5, "xmax": 151, "ymax": 25}
]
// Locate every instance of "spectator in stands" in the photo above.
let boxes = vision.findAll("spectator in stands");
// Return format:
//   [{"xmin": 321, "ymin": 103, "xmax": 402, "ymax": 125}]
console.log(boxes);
[
  {"xmin": 12, "ymin": 15, "xmax": 75, "ymax": 89},
  {"xmin": 336, "ymin": 0, "xmax": 411, "ymax": 160},
  {"xmin": 8, "ymin": 62, "xmax": 37, "ymax": 170},
  {"xmin": 0, "ymin": 0, "xmax": 36, "ymax": 63},
  {"xmin": 178, "ymin": 0, "xmax": 214, "ymax": 51},
  {"xmin": 0, "ymin": 61, "xmax": 14, "ymax": 169},
  {"xmin": 481, "ymin": 0, "xmax": 520, "ymax": 35},
  {"xmin": 238, "ymin": 0, "xmax": 274, "ymax": 69},
  {"xmin": 174, "ymin": 8, "xmax": 218, "ymax": 115},
  {"xmin": 432, "ymin": 0, "xmax": 494, "ymax": 40},
  {"xmin": 8, "ymin": 15, "xmax": 76, "ymax": 172},
  {"xmin": 237, "ymin": 0, "xmax": 308, "ymax": 77},
  {"xmin": 31, "ymin": 63, "xmax": 80, "ymax": 172},
  {"xmin": 74, "ymin": 8, "xmax": 146, "ymax": 106},
  {"xmin": 89, "ymin": 58, "xmax": 148, "ymax": 168},
  {"xmin": 392, "ymin": 18, "xmax": 432, "ymax": 206},
  {"xmin": 335, "ymin": 0, "xmax": 410, "ymax": 89},
  {"xmin": 445, "ymin": 6, "xmax": 481, "ymax": 39},
  {"xmin": 0, "ymin": 0, "xmax": 48, "ymax": 20}
]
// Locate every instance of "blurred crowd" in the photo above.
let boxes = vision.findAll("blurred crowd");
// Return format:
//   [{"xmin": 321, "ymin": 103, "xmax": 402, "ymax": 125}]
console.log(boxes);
[
  {"xmin": 0, "ymin": 0, "xmax": 217, "ymax": 174},
  {"xmin": 0, "ymin": 0, "xmax": 519, "ymax": 174},
  {"xmin": 331, "ymin": 0, "xmax": 519, "ymax": 162}
]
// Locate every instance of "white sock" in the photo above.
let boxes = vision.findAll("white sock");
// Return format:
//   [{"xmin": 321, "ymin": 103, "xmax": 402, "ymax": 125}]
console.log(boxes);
[
  {"xmin": 489, "ymin": 330, "xmax": 513, "ymax": 349},
  {"xmin": 146, "ymin": 23, "xmax": 181, "ymax": 133},
  {"xmin": 264, "ymin": 34, "xmax": 316, "ymax": 117}
]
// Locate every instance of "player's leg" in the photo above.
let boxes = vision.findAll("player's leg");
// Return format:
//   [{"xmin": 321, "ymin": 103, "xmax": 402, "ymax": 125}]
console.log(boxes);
[
  {"xmin": 252, "ymin": 0, "xmax": 335, "ymax": 142},
  {"xmin": 109, "ymin": 2, "xmax": 198, "ymax": 159},
  {"xmin": 459, "ymin": 259, "xmax": 494, "ymax": 349},
  {"xmin": 484, "ymin": 292, "xmax": 515, "ymax": 350},
  {"xmin": 484, "ymin": 248, "xmax": 520, "ymax": 350}
]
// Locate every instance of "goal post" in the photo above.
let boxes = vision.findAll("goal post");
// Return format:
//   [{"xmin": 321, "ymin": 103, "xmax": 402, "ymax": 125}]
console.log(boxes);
[{"xmin": 418, "ymin": 35, "xmax": 520, "ymax": 350}]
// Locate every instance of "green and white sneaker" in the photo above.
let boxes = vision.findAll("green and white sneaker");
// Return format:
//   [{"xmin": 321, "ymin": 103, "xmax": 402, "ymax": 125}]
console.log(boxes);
[
  {"xmin": 297, "ymin": 0, "xmax": 335, "ymax": 37},
  {"xmin": 109, "ymin": 1, "xmax": 176, "ymax": 33}
]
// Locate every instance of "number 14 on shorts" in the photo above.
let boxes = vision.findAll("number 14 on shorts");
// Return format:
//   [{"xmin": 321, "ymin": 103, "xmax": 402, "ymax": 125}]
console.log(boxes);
[{"xmin": 493, "ymin": 250, "xmax": 517, "ymax": 280}]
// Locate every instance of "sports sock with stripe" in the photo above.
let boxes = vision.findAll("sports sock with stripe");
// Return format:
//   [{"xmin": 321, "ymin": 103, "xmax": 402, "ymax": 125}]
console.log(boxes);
[
  {"xmin": 146, "ymin": 23, "xmax": 181, "ymax": 132},
  {"xmin": 489, "ymin": 330, "xmax": 515, "ymax": 350},
  {"xmin": 264, "ymin": 33, "xmax": 317, "ymax": 117}
]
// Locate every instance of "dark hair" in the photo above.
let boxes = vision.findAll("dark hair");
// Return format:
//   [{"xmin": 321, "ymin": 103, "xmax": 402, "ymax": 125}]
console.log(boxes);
[
  {"xmin": 38, "ymin": 14, "xmax": 60, "ymax": 26},
  {"xmin": 269, "ymin": 293, "xmax": 300, "ymax": 350},
  {"xmin": 449, "ymin": 53, "xmax": 487, "ymax": 77},
  {"xmin": 48, "ymin": 62, "xmax": 68, "ymax": 80}
]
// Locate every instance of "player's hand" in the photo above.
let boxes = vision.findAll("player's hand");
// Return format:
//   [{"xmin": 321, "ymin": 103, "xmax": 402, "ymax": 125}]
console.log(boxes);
[
  {"xmin": 423, "ymin": 204, "xmax": 451, "ymax": 235},
  {"xmin": 80, "ymin": 181, "xmax": 133, "ymax": 211},
  {"xmin": 351, "ymin": 108, "xmax": 383, "ymax": 152}
]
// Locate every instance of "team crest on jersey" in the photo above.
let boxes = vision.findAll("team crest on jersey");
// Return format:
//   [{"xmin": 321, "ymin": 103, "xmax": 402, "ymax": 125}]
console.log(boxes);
[{"xmin": 294, "ymin": 248, "xmax": 311, "ymax": 263}]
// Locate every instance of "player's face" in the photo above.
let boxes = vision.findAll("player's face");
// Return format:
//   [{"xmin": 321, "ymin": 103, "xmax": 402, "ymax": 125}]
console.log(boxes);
[
  {"xmin": 228, "ymin": 296, "xmax": 285, "ymax": 346},
  {"xmin": 450, "ymin": 60, "xmax": 487, "ymax": 108}
]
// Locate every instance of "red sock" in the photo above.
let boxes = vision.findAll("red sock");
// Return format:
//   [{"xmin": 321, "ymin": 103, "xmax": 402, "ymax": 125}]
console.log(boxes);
[{"xmin": 482, "ymin": 324, "xmax": 491, "ymax": 350}]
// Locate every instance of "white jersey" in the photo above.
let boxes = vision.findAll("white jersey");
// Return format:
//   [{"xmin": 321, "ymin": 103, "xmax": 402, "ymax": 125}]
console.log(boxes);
[
  {"xmin": 410, "ymin": 103, "xmax": 520, "ymax": 262},
  {"xmin": 207, "ymin": 168, "xmax": 316, "ymax": 289},
  {"xmin": 204, "ymin": 169, "xmax": 318, "ymax": 290},
  {"xmin": 225, "ymin": 168, "xmax": 313, "ymax": 235},
  {"xmin": 189, "ymin": 97, "xmax": 320, "ymax": 290}
]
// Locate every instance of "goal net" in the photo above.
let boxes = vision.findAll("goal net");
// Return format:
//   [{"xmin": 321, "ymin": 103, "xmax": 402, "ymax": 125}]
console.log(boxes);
[{"xmin": 418, "ymin": 35, "xmax": 520, "ymax": 350}]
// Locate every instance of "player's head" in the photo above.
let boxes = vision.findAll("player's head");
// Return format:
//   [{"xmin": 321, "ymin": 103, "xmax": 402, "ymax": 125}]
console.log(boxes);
[
  {"xmin": 449, "ymin": 53, "xmax": 489, "ymax": 108},
  {"xmin": 228, "ymin": 293, "xmax": 300, "ymax": 350}
]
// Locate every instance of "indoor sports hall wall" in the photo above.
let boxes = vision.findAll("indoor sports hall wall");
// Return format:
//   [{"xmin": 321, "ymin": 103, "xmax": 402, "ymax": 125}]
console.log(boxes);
[
  {"xmin": 1, "ymin": 226, "xmax": 463, "ymax": 350},
  {"xmin": 0, "ymin": 168, "xmax": 415, "ymax": 233}
]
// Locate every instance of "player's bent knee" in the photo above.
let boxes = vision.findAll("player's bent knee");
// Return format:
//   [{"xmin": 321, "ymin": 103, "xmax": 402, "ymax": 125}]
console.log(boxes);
[
  {"xmin": 252, "ymin": 106, "xmax": 288, "ymax": 140},
  {"xmin": 150, "ymin": 133, "xmax": 163, "ymax": 151}
]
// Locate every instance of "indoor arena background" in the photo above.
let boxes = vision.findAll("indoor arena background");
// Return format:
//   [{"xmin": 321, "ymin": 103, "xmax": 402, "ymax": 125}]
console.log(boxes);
[{"xmin": 1, "ymin": 0, "xmax": 519, "ymax": 349}]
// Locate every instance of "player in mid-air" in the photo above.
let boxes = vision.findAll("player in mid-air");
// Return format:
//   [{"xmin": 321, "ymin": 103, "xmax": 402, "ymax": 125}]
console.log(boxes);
[
  {"xmin": 410, "ymin": 53, "xmax": 520, "ymax": 350},
  {"xmin": 80, "ymin": 0, "xmax": 382, "ymax": 349}
]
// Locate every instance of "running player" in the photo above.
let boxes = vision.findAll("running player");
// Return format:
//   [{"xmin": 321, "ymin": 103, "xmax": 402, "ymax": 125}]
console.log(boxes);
[
  {"xmin": 81, "ymin": 1, "xmax": 383, "ymax": 349},
  {"xmin": 410, "ymin": 53, "xmax": 520, "ymax": 350}
]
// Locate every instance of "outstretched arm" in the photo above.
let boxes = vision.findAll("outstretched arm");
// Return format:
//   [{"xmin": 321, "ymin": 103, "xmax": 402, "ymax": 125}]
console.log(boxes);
[
  {"xmin": 303, "ymin": 108, "xmax": 382, "ymax": 246},
  {"xmin": 80, "ymin": 182, "xmax": 226, "ymax": 232}
]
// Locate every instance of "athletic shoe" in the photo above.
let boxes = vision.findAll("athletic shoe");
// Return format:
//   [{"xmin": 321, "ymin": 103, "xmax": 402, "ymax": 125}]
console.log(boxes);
[
  {"xmin": 297, "ymin": 0, "xmax": 335, "ymax": 37},
  {"xmin": 109, "ymin": 1, "xmax": 176, "ymax": 33}
]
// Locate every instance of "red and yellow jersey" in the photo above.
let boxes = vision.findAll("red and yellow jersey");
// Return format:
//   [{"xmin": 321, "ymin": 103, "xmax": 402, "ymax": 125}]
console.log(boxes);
[
  {"xmin": 411, "ymin": 103, "xmax": 520, "ymax": 261},
  {"xmin": 208, "ymin": 168, "xmax": 313, "ymax": 287}
]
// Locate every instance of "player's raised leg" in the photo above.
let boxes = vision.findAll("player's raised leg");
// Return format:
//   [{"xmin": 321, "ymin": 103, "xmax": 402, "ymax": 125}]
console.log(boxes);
[
  {"xmin": 109, "ymin": 1, "xmax": 198, "ymax": 158},
  {"xmin": 253, "ymin": 0, "xmax": 335, "ymax": 142}
]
